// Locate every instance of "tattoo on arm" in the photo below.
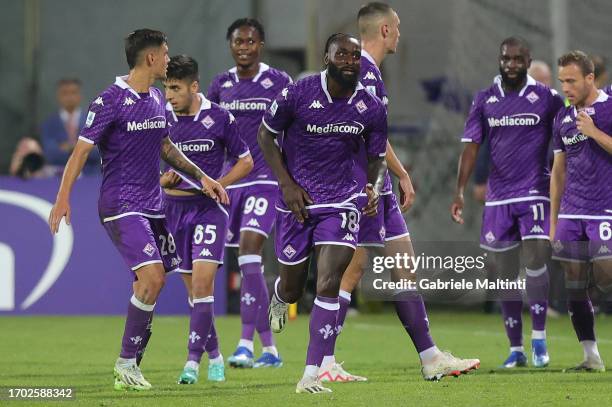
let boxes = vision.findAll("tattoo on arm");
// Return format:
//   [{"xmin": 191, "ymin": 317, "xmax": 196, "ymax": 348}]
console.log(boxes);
[{"xmin": 161, "ymin": 137, "xmax": 205, "ymax": 180}]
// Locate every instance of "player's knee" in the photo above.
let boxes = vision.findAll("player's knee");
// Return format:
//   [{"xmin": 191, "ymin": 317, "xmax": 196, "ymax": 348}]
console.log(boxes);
[
  {"xmin": 317, "ymin": 273, "xmax": 342, "ymax": 297},
  {"xmin": 522, "ymin": 241, "xmax": 550, "ymax": 270},
  {"xmin": 146, "ymin": 274, "xmax": 165, "ymax": 295},
  {"xmin": 593, "ymin": 261, "xmax": 612, "ymax": 293},
  {"xmin": 238, "ymin": 232, "xmax": 265, "ymax": 256},
  {"xmin": 191, "ymin": 278, "xmax": 213, "ymax": 298}
]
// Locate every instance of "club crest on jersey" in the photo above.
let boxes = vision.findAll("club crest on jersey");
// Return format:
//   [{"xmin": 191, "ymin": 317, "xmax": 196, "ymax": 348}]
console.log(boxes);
[
  {"xmin": 260, "ymin": 77, "xmax": 274, "ymax": 89},
  {"xmin": 526, "ymin": 91, "xmax": 539, "ymax": 104},
  {"xmin": 94, "ymin": 96, "xmax": 104, "ymax": 106},
  {"xmin": 123, "ymin": 97, "xmax": 136, "ymax": 106},
  {"xmin": 221, "ymin": 80, "xmax": 233, "ymax": 88},
  {"xmin": 486, "ymin": 96, "xmax": 499, "ymax": 104},
  {"xmin": 309, "ymin": 100, "xmax": 324, "ymax": 109},
  {"xmin": 201, "ymin": 115, "xmax": 215, "ymax": 129},
  {"xmin": 364, "ymin": 71, "xmax": 377, "ymax": 81},
  {"xmin": 355, "ymin": 100, "xmax": 368, "ymax": 114}
]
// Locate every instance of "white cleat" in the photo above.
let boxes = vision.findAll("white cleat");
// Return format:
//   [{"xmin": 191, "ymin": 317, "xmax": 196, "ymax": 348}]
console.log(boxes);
[
  {"xmin": 296, "ymin": 376, "xmax": 333, "ymax": 394},
  {"xmin": 318, "ymin": 362, "xmax": 368, "ymax": 382},
  {"xmin": 563, "ymin": 358, "xmax": 606, "ymax": 373},
  {"xmin": 268, "ymin": 294, "xmax": 288, "ymax": 333},
  {"xmin": 421, "ymin": 351, "xmax": 480, "ymax": 381},
  {"xmin": 113, "ymin": 359, "xmax": 152, "ymax": 391}
]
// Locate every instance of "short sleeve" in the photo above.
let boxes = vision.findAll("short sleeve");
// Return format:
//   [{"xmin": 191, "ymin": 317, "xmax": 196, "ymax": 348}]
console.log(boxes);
[
  {"xmin": 206, "ymin": 76, "xmax": 221, "ymax": 103},
  {"xmin": 552, "ymin": 111, "xmax": 566, "ymax": 154},
  {"xmin": 462, "ymin": 92, "xmax": 485, "ymax": 144},
  {"xmin": 261, "ymin": 84, "xmax": 296, "ymax": 134},
  {"xmin": 79, "ymin": 89, "xmax": 116, "ymax": 145},
  {"xmin": 365, "ymin": 101, "xmax": 388, "ymax": 158},
  {"xmin": 224, "ymin": 111, "xmax": 250, "ymax": 159}
]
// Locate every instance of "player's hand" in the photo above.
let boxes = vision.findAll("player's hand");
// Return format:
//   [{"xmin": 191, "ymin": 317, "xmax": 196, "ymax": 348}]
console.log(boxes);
[
  {"xmin": 48, "ymin": 199, "xmax": 71, "ymax": 234},
  {"xmin": 200, "ymin": 175, "xmax": 229, "ymax": 205},
  {"xmin": 576, "ymin": 111, "xmax": 597, "ymax": 138},
  {"xmin": 398, "ymin": 175, "xmax": 415, "ymax": 213},
  {"xmin": 281, "ymin": 180, "xmax": 312, "ymax": 223},
  {"xmin": 362, "ymin": 184, "xmax": 379, "ymax": 217},
  {"xmin": 450, "ymin": 193, "xmax": 465, "ymax": 224},
  {"xmin": 160, "ymin": 171, "xmax": 181, "ymax": 188}
]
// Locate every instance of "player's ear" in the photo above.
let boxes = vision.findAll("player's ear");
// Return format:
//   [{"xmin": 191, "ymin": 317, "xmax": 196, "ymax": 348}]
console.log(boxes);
[
  {"xmin": 190, "ymin": 80, "xmax": 199, "ymax": 94},
  {"xmin": 381, "ymin": 23, "xmax": 389, "ymax": 39}
]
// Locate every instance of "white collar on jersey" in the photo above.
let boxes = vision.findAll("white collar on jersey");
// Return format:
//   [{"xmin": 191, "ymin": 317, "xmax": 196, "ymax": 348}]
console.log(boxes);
[
  {"xmin": 571, "ymin": 89, "xmax": 609, "ymax": 115},
  {"xmin": 320, "ymin": 70, "xmax": 365, "ymax": 104},
  {"xmin": 229, "ymin": 62, "xmax": 270, "ymax": 83},
  {"xmin": 114, "ymin": 75, "xmax": 157, "ymax": 99},
  {"xmin": 493, "ymin": 74, "xmax": 536, "ymax": 98},
  {"xmin": 164, "ymin": 93, "xmax": 212, "ymax": 122}
]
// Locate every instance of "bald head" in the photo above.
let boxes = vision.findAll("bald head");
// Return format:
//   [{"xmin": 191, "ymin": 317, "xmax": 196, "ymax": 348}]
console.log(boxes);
[
  {"xmin": 528, "ymin": 60, "xmax": 552, "ymax": 86},
  {"xmin": 357, "ymin": 2, "xmax": 400, "ymax": 54}
]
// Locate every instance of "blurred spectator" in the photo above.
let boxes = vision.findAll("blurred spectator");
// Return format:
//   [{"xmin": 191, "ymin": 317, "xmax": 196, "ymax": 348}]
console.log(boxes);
[
  {"xmin": 591, "ymin": 54, "xmax": 608, "ymax": 88},
  {"xmin": 41, "ymin": 78, "xmax": 99, "ymax": 173},
  {"xmin": 9, "ymin": 137, "xmax": 56, "ymax": 179},
  {"xmin": 528, "ymin": 60, "xmax": 552, "ymax": 86}
]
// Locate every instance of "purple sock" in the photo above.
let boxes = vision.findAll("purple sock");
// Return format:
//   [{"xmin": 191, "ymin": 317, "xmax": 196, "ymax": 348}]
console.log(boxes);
[
  {"xmin": 120, "ymin": 295, "xmax": 155, "ymax": 359},
  {"xmin": 567, "ymin": 288, "xmax": 595, "ymax": 342},
  {"xmin": 135, "ymin": 314, "xmax": 153, "ymax": 366},
  {"xmin": 239, "ymin": 255, "xmax": 265, "ymax": 341},
  {"xmin": 393, "ymin": 291, "xmax": 435, "ymax": 353},
  {"xmin": 187, "ymin": 298, "xmax": 214, "ymax": 363},
  {"xmin": 255, "ymin": 268, "xmax": 275, "ymax": 347},
  {"xmin": 526, "ymin": 266, "xmax": 549, "ymax": 332},
  {"xmin": 500, "ymin": 300, "xmax": 523, "ymax": 347},
  {"xmin": 336, "ymin": 290, "xmax": 351, "ymax": 337},
  {"xmin": 306, "ymin": 296, "xmax": 339, "ymax": 367},
  {"xmin": 205, "ymin": 321, "xmax": 220, "ymax": 359}
]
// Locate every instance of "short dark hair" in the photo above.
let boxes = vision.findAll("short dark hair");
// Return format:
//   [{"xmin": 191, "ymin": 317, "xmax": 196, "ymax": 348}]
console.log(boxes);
[
  {"xmin": 324, "ymin": 33, "xmax": 356, "ymax": 54},
  {"xmin": 56, "ymin": 78, "xmax": 81, "ymax": 88},
  {"xmin": 124, "ymin": 29, "xmax": 168, "ymax": 69},
  {"xmin": 226, "ymin": 18, "xmax": 265, "ymax": 42},
  {"xmin": 166, "ymin": 55, "xmax": 199, "ymax": 83},
  {"xmin": 558, "ymin": 50, "xmax": 594, "ymax": 76},
  {"xmin": 358, "ymin": 2, "xmax": 392, "ymax": 20},
  {"xmin": 591, "ymin": 54, "xmax": 607, "ymax": 79},
  {"xmin": 500, "ymin": 36, "xmax": 531, "ymax": 56}
]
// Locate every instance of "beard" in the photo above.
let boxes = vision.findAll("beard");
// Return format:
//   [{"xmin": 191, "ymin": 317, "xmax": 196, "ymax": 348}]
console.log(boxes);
[
  {"xmin": 499, "ymin": 68, "xmax": 527, "ymax": 89},
  {"xmin": 328, "ymin": 63, "xmax": 359, "ymax": 89}
]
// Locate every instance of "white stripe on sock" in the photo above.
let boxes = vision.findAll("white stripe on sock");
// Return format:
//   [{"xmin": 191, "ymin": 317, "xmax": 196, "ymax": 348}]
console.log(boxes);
[
  {"xmin": 510, "ymin": 346, "xmax": 525, "ymax": 353},
  {"xmin": 130, "ymin": 295, "xmax": 155, "ymax": 311},
  {"xmin": 581, "ymin": 340, "xmax": 601, "ymax": 360},
  {"xmin": 339, "ymin": 290, "xmax": 351, "ymax": 302},
  {"xmin": 526, "ymin": 265, "xmax": 547, "ymax": 277},
  {"xmin": 321, "ymin": 355, "xmax": 335, "ymax": 367},
  {"xmin": 304, "ymin": 365, "xmax": 319, "ymax": 378},
  {"xmin": 532, "ymin": 330, "xmax": 546, "ymax": 339},
  {"xmin": 238, "ymin": 255, "xmax": 262, "ymax": 266},
  {"xmin": 187, "ymin": 297, "xmax": 194, "ymax": 308},
  {"xmin": 314, "ymin": 298, "xmax": 339, "ymax": 311},
  {"xmin": 193, "ymin": 296, "xmax": 214, "ymax": 304},
  {"xmin": 238, "ymin": 339, "xmax": 254, "ymax": 352}
]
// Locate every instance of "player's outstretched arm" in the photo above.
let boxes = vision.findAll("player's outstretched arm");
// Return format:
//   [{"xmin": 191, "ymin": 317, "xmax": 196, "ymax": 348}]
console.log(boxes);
[
  {"xmin": 549, "ymin": 152, "xmax": 566, "ymax": 241},
  {"xmin": 576, "ymin": 111, "xmax": 612, "ymax": 155},
  {"xmin": 385, "ymin": 141, "xmax": 415, "ymax": 212},
  {"xmin": 160, "ymin": 136, "xmax": 228, "ymax": 204},
  {"xmin": 257, "ymin": 124, "xmax": 312, "ymax": 223},
  {"xmin": 217, "ymin": 153, "xmax": 254, "ymax": 188},
  {"xmin": 48, "ymin": 139, "xmax": 95, "ymax": 234},
  {"xmin": 451, "ymin": 142, "xmax": 480, "ymax": 224},
  {"xmin": 363, "ymin": 156, "xmax": 387, "ymax": 216}
]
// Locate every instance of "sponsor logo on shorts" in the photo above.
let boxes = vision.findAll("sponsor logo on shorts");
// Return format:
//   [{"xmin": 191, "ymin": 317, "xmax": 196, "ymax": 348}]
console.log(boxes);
[
  {"xmin": 226, "ymin": 230, "xmax": 234, "ymax": 242},
  {"xmin": 485, "ymin": 231, "xmax": 496, "ymax": 244},
  {"xmin": 530, "ymin": 225, "xmax": 545, "ymax": 234},
  {"xmin": 526, "ymin": 91, "xmax": 539, "ymax": 104},
  {"xmin": 379, "ymin": 226, "xmax": 386, "ymax": 240},
  {"xmin": 199, "ymin": 248, "xmax": 213, "ymax": 257},
  {"xmin": 599, "ymin": 245, "xmax": 611, "ymax": 255},
  {"xmin": 246, "ymin": 218, "xmax": 261, "ymax": 227},
  {"xmin": 552, "ymin": 240, "xmax": 563, "ymax": 253},
  {"xmin": 342, "ymin": 233, "xmax": 355, "ymax": 242},
  {"xmin": 260, "ymin": 78, "xmax": 274, "ymax": 89},
  {"xmin": 143, "ymin": 243, "xmax": 156, "ymax": 257},
  {"xmin": 283, "ymin": 244, "xmax": 296, "ymax": 259},
  {"xmin": 170, "ymin": 256, "xmax": 181, "ymax": 268}
]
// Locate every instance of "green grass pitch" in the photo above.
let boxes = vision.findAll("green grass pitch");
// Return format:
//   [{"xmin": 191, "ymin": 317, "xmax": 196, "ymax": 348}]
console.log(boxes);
[{"xmin": 1, "ymin": 310, "xmax": 611, "ymax": 406}]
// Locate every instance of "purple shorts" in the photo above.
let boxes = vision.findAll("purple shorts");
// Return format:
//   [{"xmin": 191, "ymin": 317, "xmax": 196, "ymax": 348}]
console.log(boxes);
[
  {"xmin": 357, "ymin": 193, "xmax": 410, "ymax": 246},
  {"xmin": 103, "ymin": 214, "xmax": 181, "ymax": 275},
  {"xmin": 226, "ymin": 184, "xmax": 278, "ymax": 247},
  {"xmin": 552, "ymin": 217, "xmax": 612, "ymax": 263},
  {"xmin": 164, "ymin": 194, "xmax": 228, "ymax": 272},
  {"xmin": 275, "ymin": 204, "xmax": 359, "ymax": 265},
  {"xmin": 480, "ymin": 199, "xmax": 550, "ymax": 252}
]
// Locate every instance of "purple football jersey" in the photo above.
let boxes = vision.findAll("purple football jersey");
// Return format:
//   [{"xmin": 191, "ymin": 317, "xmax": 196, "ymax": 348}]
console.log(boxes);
[
  {"xmin": 354, "ymin": 50, "xmax": 392, "ymax": 194},
  {"xmin": 552, "ymin": 90, "xmax": 612, "ymax": 216},
  {"xmin": 262, "ymin": 71, "xmax": 388, "ymax": 205},
  {"xmin": 165, "ymin": 93, "xmax": 249, "ymax": 192},
  {"xmin": 79, "ymin": 76, "xmax": 168, "ymax": 221},
  {"xmin": 462, "ymin": 75, "xmax": 565, "ymax": 203},
  {"xmin": 207, "ymin": 63, "xmax": 292, "ymax": 186}
]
